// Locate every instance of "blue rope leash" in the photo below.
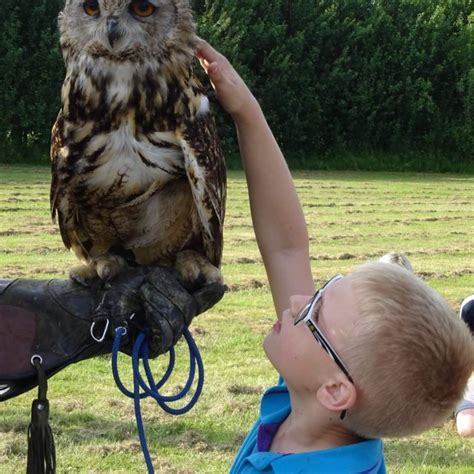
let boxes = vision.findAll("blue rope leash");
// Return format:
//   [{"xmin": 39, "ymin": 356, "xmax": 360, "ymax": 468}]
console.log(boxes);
[{"xmin": 111, "ymin": 327, "xmax": 204, "ymax": 473}]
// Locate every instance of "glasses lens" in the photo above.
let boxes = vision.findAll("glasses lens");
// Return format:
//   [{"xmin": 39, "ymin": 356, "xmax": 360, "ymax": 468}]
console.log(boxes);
[
  {"xmin": 294, "ymin": 275, "xmax": 343, "ymax": 325},
  {"xmin": 294, "ymin": 293, "xmax": 319, "ymax": 325},
  {"xmin": 294, "ymin": 303, "xmax": 310, "ymax": 325},
  {"xmin": 295, "ymin": 304, "xmax": 310, "ymax": 326}
]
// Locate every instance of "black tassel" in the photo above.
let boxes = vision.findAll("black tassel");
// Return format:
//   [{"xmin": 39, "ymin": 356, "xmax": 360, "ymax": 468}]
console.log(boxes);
[{"xmin": 27, "ymin": 357, "xmax": 56, "ymax": 474}]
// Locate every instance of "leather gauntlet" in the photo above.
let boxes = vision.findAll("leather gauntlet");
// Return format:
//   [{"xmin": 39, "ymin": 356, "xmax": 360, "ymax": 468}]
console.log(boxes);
[{"xmin": 0, "ymin": 266, "xmax": 225, "ymax": 401}]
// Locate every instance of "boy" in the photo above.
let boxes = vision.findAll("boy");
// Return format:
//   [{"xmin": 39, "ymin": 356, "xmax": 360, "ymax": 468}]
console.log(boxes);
[{"xmin": 197, "ymin": 40, "xmax": 474, "ymax": 472}]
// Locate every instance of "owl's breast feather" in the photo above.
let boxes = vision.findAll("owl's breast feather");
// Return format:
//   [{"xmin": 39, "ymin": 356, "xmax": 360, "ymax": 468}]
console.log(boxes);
[
  {"xmin": 72, "ymin": 124, "xmax": 185, "ymax": 205},
  {"xmin": 61, "ymin": 55, "xmax": 201, "ymax": 207}
]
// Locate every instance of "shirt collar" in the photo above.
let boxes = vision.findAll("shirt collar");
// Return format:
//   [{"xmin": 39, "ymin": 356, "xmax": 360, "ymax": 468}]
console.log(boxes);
[{"xmin": 245, "ymin": 438, "xmax": 384, "ymax": 472}]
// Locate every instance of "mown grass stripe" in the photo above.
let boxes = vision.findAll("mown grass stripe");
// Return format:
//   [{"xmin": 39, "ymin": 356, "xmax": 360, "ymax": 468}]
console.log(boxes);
[{"xmin": 0, "ymin": 166, "xmax": 473, "ymax": 473}]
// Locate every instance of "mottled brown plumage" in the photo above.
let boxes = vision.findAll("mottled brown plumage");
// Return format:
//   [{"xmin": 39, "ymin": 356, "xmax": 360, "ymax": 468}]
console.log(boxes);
[{"xmin": 51, "ymin": 0, "xmax": 225, "ymax": 285}]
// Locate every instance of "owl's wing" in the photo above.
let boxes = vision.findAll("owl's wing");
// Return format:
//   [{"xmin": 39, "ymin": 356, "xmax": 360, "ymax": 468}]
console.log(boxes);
[
  {"xmin": 50, "ymin": 111, "xmax": 81, "ymax": 253},
  {"xmin": 50, "ymin": 112, "xmax": 70, "ymax": 247},
  {"xmin": 177, "ymin": 103, "xmax": 226, "ymax": 267}
]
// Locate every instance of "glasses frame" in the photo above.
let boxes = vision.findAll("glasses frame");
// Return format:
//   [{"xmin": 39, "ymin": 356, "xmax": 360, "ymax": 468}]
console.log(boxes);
[{"xmin": 294, "ymin": 274, "xmax": 354, "ymax": 420}]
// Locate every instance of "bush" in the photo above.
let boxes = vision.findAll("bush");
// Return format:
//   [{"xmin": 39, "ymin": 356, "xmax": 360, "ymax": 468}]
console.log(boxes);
[
  {"xmin": 196, "ymin": 0, "xmax": 474, "ymax": 166},
  {"xmin": 0, "ymin": 0, "xmax": 64, "ymax": 162},
  {"xmin": 1, "ymin": 0, "xmax": 472, "ymax": 169}
]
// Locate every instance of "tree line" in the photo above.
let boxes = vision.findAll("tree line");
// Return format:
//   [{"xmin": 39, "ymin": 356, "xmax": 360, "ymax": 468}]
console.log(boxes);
[{"xmin": 1, "ymin": 0, "xmax": 472, "ymax": 167}]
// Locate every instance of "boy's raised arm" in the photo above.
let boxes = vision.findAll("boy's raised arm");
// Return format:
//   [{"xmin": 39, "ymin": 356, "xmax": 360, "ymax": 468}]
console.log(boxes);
[{"xmin": 197, "ymin": 40, "xmax": 315, "ymax": 317}]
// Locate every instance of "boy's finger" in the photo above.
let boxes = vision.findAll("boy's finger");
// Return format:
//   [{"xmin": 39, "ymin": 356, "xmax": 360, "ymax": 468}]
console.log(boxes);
[
  {"xmin": 207, "ymin": 62, "xmax": 222, "ymax": 82},
  {"xmin": 196, "ymin": 38, "xmax": 221, "ymax": 64},
  {"xmin": 198, "ymin": 56, "xmax": 209, "ymax": 72}
]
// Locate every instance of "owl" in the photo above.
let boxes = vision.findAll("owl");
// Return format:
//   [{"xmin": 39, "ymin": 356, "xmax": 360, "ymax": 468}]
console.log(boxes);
[{"xmin": 50, "ymin": 0, "xmax": 226, "ymax": 287}]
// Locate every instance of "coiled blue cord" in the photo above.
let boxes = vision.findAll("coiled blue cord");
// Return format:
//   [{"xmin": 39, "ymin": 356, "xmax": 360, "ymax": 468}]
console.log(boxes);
[{"xmin": 111, "ymin": 327, "xmax": 204, "ymax": 473}]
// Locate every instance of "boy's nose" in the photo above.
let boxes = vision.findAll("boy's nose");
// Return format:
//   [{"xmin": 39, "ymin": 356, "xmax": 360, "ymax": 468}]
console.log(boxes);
[{"xmin": 290, "ymin": 295, "xmax": 312, "ymax": 316}]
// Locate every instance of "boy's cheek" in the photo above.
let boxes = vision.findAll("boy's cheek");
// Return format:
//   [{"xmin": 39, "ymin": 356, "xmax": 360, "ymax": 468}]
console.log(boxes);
[
  {"xmin": 264, "ymin": 332, "xmax": 292, "ymax": 368},
  {"xmin": 263, "ymin": 333, "xmax": 284, "ymax": 364},
  {"xmin": 262, "ymin": 333, "xmax": 274, "ymax": 358}
]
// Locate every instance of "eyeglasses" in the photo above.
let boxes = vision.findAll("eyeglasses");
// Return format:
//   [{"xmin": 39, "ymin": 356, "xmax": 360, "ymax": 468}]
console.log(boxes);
[{"xmin": 294, "ymin": 274, "xmax": 354, "ymax": 420}]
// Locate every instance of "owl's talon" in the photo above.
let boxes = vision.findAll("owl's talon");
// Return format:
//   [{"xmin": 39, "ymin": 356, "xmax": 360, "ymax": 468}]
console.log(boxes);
[
  {"xmin": 69, "ymin": 274, "xmax": 92, "ymax": 288},
  {"xmin": 96, "ymin": 255, "xmax": 128, "ymax": 281},
  {"xmin": 69, "ymin": 264, "xmax": 99, "ymax": 287},
  {"xmin": 175, "ymin": 250, "xmax": 223, "ymax": 289}
]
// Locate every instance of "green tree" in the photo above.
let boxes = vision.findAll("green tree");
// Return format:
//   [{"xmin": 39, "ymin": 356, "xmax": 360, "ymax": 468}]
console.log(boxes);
[
  {"xmin": 0, "ymin": 0, "xmax": 63, "ymax": 161},
  {"xmin": 1, "ymin": 0, "xmax": 472, "ymax": 166},
  {"xmin": 196, "ymin": 0, "xmax": 473, "ymax": 162}
]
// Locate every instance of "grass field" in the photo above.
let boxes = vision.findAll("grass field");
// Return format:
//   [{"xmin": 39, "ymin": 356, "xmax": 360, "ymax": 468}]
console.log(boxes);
[{"xmin": 0, "ymin": 165, "xmax": 473, "ymax": 473}]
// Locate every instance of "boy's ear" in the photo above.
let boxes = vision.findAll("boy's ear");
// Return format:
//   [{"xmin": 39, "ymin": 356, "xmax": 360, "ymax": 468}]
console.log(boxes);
[{"xmin": 316, "ymin": 375, "xmax": 356, "ymax": 415}]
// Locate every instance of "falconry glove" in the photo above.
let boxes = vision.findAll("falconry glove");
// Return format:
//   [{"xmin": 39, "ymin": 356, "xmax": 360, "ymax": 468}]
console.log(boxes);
[
  {"xmin": 0, "ymin": 266, "xmax": 226, "ymax": 401},
  {"xmin": 96, "ymin": 266, "xmax": 226, "ymax": 358}
]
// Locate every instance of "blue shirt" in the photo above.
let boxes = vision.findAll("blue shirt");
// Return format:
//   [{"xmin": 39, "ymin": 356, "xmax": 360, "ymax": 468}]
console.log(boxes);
[{"xmin": 230, "ymin": 378, "xmax": 386, "ymax": 473}]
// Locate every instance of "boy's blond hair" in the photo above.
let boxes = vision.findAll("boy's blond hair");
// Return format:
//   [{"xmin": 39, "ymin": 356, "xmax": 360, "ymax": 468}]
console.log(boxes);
[{"xmin": 343, "ymin": 262, "xmax": 474, "ymax": 438}]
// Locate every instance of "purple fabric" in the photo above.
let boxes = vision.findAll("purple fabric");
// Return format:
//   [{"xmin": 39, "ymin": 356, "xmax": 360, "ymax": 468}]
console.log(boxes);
[
  {"xmin": 257, "ymin": 422, "xmax": 283, "ymax": 452},
  {"xmin": 0, "ymin": 304, "xmax": 36, "ymax": 375}
]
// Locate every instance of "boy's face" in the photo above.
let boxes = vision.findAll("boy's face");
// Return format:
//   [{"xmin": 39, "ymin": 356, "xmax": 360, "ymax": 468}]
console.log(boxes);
[{"xmin": 263, "ymin": 275, "xmax": 359, "ymax": 390}]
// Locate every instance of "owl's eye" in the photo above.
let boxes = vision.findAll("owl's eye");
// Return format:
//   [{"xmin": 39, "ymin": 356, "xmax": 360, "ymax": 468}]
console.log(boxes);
[
  {"xmin": 130, "ymin": 1, "xmax": 156, "ymax": 18},
  {"xmin": 83, "ymin": 0, "xmax": 100, "ymax": 17}
]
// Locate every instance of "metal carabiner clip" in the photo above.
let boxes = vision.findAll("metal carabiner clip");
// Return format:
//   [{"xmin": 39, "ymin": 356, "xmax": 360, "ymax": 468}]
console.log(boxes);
[
  {"xmin": 30, "ymin": 354, "xmax": 44, "ymax": 366},
  {"xmin": 90, "ymin": 318, "xmax": 110, "ymax": 343}
]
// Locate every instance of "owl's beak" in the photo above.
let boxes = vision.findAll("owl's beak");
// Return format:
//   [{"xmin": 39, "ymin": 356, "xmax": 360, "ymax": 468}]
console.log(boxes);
[{"xmin": 107, "ymin": 17, "xmax": 121, "ymax": 48}]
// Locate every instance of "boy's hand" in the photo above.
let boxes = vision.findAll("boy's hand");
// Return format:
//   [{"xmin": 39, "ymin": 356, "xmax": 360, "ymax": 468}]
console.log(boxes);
[{"xmin": 196, "ymin": 39, "xmax": 259, "ymax": 122}]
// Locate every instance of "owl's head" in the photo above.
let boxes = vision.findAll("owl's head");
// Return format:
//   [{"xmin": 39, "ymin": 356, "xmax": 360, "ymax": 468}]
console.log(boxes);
[{"xmin": 59, "ymin": 0, "xmax": 195, "ymax": 62}]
